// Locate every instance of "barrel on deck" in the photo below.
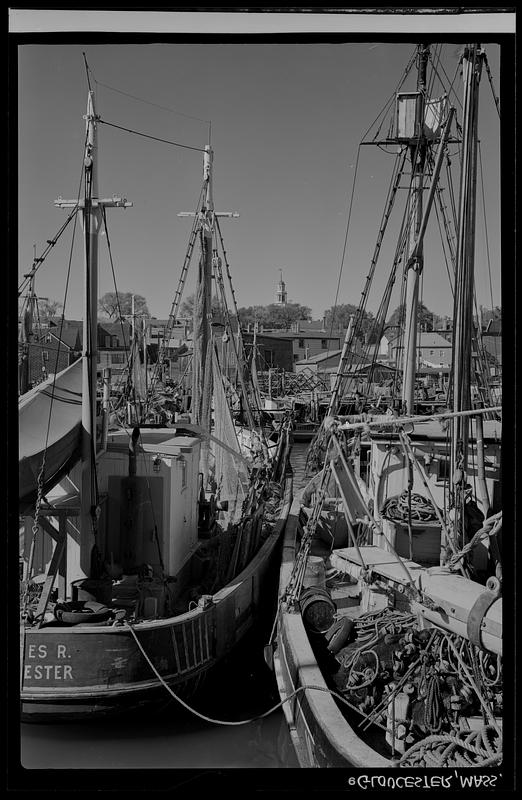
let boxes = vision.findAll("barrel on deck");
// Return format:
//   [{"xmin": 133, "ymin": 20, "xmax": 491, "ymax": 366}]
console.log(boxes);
[
  {"xmin": 302, "ymin": 555, "xmax": 327, "ymax": 589},
  {"xmin": 300, "ymin": 586, "xmax": 336, "ymax": 633}
]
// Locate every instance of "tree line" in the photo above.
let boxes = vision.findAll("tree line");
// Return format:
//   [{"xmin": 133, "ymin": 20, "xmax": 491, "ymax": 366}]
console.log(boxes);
[{"xmin": 34, "ymin": 290, "xmax": 502, "ymax": 336}]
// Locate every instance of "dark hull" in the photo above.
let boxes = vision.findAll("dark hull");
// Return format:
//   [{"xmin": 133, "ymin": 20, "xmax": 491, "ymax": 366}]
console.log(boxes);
[{"xmin": 21, "ymin": 477, "xmax": 292, "ymax": 722}]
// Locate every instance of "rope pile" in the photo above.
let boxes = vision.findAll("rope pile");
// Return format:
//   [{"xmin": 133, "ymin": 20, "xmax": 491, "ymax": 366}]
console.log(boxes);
[
  {"xmin": 382, "ymin": 490, "xmax": 439, "ymax": 522},
  {"xmin": 399, "ymin": 725, "xmax": 502, "ymax": 767},
  {"xmin": 331, "ymin": 608, "xmax": 502, "ymax": 764}
]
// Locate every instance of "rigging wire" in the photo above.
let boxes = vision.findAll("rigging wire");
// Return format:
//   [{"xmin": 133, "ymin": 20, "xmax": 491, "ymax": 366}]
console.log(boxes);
[
  {"xmin": 22, "ymin": 132, "xmax": 86, "ymax": 600},
  {"xmin": 18, "ymin": 210, "xmax": 80, "ymax": 298},
  {"xmin": 483, "ymin": 52, "xmax": 501, "ymax": 119},
  {"xmin": 477, "ymin": 143, "xmax": 497, "ymax": 315},
  {"xmin": 100, "ymin": 206, "xmax": 132, "ymax": 401},
  {"xmin": 98, "ymin": 117, "xmax": 206, "ymax": 153},
  {"xmin": 84, "ymin": 57, "xmax": 211, "ymax": 129},
  {"xmin": 326, "ymin": 143, "xmax": 362, "ymax": 344},
  {"xmin": 324, "ymin": 46, "xmax": 417, "ymax": 356}
]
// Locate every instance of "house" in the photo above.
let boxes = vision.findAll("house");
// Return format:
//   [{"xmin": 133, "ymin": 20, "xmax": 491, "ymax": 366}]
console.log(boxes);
[
  {"xmin": 386, "ymin": 331, "xmax": 453, "ymax": 368},
  {"xmin": 264, "ymin": 329, "xmax": 343, "ymax": 367},
  {"xmin": 242, "ymin": 332, "xmax": 294, "ymax": 372},
  {"xmin": 20, "ymin": 320, "xmax": 82, "ymax": 388},
  {"xmin": 97, "ymin": 320, "xmax": 132, "ymax": 379}
]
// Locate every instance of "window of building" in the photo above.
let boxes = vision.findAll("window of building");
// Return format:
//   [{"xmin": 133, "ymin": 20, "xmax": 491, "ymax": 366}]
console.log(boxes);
[
  {"xmin": 321, "ymin": 339, "xmax": 327, "ymax": 349},
  {"xmin": 111, "ymin": 352, "xmax": 125, "ymax": 364},
  {"xmin": 293, "ymin": 354, "xmax": 299, "ymax": 362},
  {"xmin": 264, "ymin": 349, "xmax": 275, "ymax": 367},
  {"xmin": 298, "ymin": 338, "xmax": 305, "ymax": 349},
  {"xmin": 42, "ymin": 351, "xmax": 49, "ymax": 361},
  {"xmin": 45, "ymin": 334, "xmax": 52, "ymax": 343}
]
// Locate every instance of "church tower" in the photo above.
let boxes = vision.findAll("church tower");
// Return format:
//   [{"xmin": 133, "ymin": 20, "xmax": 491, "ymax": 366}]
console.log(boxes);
[{"xmin": 276, "ymin": 269, "xmax": 287, "ymax": 306}]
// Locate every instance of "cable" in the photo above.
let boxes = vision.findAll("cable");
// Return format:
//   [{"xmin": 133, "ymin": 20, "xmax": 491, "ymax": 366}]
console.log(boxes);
[{"xmin": 98, "ymin": 118, "xmax": 206, "ymax": 153}]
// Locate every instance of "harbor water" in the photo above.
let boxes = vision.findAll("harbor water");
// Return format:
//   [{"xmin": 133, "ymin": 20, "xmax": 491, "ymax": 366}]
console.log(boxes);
[{"xmin": 19, "ymin": 443, "xmax": 311, "ymax": 771}]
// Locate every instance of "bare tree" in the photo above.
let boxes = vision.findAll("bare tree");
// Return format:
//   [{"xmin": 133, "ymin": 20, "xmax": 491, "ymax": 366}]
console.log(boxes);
[{"xmin": 99, "ymin": 292, "xmax": 149, "ymax": 320}]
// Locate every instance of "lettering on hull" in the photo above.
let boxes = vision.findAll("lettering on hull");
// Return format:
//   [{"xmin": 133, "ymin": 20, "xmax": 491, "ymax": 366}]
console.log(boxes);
[{"xmin": 24, "ymin": 643, "xmax": 74, "ymax": 683}]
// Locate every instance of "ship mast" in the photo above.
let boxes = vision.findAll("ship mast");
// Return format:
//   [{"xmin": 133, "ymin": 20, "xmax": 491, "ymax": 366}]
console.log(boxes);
[
  {"xmin": 56, "ymin": 89, "xmax": 131, "ymax": 571},
  {"xmin": 451, "ymin": 45, "xmax": 484, "ymax": 530},
  {"xmin": 401, "ymin": 44, "xmax": 430, "ymax": 414}
]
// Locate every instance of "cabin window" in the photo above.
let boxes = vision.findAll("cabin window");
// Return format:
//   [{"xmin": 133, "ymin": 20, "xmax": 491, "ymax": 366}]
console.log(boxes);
[
  {"xmin": 298, "ymin": 339, "xmax": 305, "ymax": 349},
  {"xmin": 321, "ymin": 339, "xmax": 327, "ymax": 349},
  {"xmin": 440, "ymin": 350, "xmax": 444, "ymax": 357}
]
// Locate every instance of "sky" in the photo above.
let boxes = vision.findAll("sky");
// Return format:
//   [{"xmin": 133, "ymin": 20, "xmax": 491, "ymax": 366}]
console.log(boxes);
[{"xmin": 14, "ymin": 11, "xmax": 507, "ymax": 325}]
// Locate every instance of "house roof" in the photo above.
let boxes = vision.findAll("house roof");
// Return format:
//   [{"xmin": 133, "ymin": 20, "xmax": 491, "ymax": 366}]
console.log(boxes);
[
  {"xmin": 38, "ymin": 327, "xmax": 81, "ymax": 351},
  {"xmin": 98, "ymin": 320, "xmax": 132, "ymax": 336}
]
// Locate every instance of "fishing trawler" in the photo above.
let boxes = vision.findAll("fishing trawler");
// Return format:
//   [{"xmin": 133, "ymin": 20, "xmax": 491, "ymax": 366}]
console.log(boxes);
[
  {"xmin": 19, "ymin": 83, "xmax": 292, "ymax": 721},
  {"xmin": 270, "ymin": 43, "xmax": 503, "ymax": 768}
]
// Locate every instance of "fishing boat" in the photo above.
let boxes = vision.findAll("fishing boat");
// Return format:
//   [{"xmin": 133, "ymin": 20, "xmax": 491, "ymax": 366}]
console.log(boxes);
[
  {"xmin": 270, "ymin": 43, "xmax": 503, "ymax": 768},
  {"xmin": 19, "ymin": 85, "xmax": 292, "ymax": 721}
]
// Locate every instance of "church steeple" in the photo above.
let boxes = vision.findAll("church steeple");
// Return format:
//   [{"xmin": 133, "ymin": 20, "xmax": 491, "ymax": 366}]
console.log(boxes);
[{"xmin": 276, "ymin": 269, "xmax": 287, "ymax": 306}]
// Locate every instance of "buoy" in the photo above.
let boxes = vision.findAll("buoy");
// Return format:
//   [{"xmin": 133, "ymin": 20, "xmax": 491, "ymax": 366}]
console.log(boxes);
[{"xmin": 325, "ymin": 616, "xmax": 354, "ymax": 654}]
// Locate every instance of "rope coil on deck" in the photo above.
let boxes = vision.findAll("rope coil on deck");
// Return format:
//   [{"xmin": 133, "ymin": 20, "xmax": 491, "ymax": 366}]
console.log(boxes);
[{"xmin": 382, "ymin": 490, "xmax": 438, "ymax": 523}]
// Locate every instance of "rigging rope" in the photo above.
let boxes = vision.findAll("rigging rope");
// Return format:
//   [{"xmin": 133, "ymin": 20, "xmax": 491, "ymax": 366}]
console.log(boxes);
[{"xmin": 98, "ymin": 118, "xmax": 206, "ymax": 153}]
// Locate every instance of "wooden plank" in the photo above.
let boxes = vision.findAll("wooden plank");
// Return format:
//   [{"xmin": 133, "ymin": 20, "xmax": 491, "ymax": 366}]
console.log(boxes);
[
  {"xmin": 170, "ymin": 625, "xmax": 180, "ymax": 673},
  {"xmin": 197, "ymin": 615, "xmax": 204, "ymax": 662},
  {"xmin": 181, "ymin": 622, "xmax": 192, "ymax": 670}
]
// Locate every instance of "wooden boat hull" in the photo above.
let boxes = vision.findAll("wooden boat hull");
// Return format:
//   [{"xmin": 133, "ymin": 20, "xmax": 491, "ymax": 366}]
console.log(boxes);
[
  {"xmin": 21, "ymin": 476, "xmax": 292, "ymax": 722},
  {"xmin": 273, "ymin": 498, "xmax": 389, "ymax": 767},
  {"xmin": 274, "ymin": 493, "xmax": 503, "ymax": 768}
]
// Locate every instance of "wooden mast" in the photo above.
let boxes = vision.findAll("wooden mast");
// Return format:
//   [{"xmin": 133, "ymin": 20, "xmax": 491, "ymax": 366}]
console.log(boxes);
[
  {"xmin": 401, "ymin": 44, "xmax": 430, "ymax": 414},
  {"xmin": 191, "ymin": 146, "xmax": 214, "ymax": 481},
  {"xmin": 80, "ymin": 90, "xmax": 101, "ymax": 571},
  {"xmin": 451, "ymin": 45, "xmax": 484, "ymax": 534},
  {"xmin": 55, "ymin": 90, "xmax": 131, "ymax": 574}
]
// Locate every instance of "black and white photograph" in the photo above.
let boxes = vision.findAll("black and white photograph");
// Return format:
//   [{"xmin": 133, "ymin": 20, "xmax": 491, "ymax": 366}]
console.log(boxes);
[{"xmin": 9, "ymin": 6, "xmax": 515, "ymax": 793}]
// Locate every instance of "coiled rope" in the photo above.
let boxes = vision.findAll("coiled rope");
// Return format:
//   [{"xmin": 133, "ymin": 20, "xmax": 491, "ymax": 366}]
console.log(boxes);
[
  {"xmin": 399, "ymin": 726, "xmax": 502, "ymax": 768},
  {"xmin": 382, "ymin": 490, "xmax": 438, "ymax": 523}
]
